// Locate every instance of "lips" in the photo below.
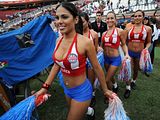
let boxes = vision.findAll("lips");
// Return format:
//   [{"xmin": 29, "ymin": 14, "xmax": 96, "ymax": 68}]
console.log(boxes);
[{"xmin": 59, "ymin": 26, "xmax": 65, "ymax": 30}]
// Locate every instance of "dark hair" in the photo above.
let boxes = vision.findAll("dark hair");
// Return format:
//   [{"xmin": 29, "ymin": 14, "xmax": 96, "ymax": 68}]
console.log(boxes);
[
  {"xmin": 79, "ymin": 12, "xmax": 92, "ymax": 29},
  {"xmin": 106, "ymin": 11, "xmax": 116, "ymax": 19},
  {"xmin": 96, "ymin": 11, "xmax": 102, "ymax": 15},
  {"xmin": 150, "ymin": 17, "xmax": 157, "ymax": 24},
  {"xmin": 143, "ymin": 16, "xmax": 151, "ymax": 26},
  {"xmin": 131, "ymin": 14, "xmax": 134, "ymax": 18},
  {"xmin": 56, "ymin": 2, "xmax": 83, "ymax": 35},
  {"xmin": 144, "ymin": 16, "xmax": 149, "ymax": 20},
  {"xmin": 134, "ymin": 9, "xmax": 145, "ymax": 17},
  {"xmin": 153, "ymin": 10, "xmax": 157, "ymax": 16}
]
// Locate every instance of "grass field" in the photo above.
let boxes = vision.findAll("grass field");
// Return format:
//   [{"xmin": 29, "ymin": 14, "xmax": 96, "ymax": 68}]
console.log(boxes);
[{"xmin": 1, "ymin": 48, "xmax": 160, "ymax": 120}]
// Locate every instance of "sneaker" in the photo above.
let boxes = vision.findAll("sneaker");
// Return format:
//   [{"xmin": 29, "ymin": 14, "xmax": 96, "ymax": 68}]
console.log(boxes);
[
  {"xmin": 131, "ymin": 82, "xmax": 136, "ymax": 90},
  {"xmin": 90, "ymin": 96, "xmax": 96, "ymax": 107},
  {"xmin": 87, "ymin": 108, "xmax": 95, "ymax": 120},
  {"xmin": 124, "ymin": 89, "xmax": 131, "ymax": 99},
  {"xmin": 112, "ymin": 86, "xmax": 119, "ymax": 93},
  {"xmin": 144, "ymin": 72, "xmax": 150, "ymax": 77}
]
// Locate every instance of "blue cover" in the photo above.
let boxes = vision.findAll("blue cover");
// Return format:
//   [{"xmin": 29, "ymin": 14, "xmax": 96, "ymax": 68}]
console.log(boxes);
[
  {"xmin": 0, "ymin": 14, "xmax": 57, "ymax": 86},
  {"xmin": 0, "ymin": 96, "xmax": 36, "ymax": 120}
]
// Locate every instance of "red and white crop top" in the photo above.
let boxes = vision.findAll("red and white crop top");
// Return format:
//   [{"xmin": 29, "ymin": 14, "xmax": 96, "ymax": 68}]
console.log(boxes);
[
  {"xmin": 102, "ymin": 28, "xmax": 120, "ymax": 49},
  {"xmin": 53, "ymin": 34, "xmax": 86, "ymax": 76},
  {"xmin": 128, "ymin": 25, "xmax": 147, "ymax": 43}
]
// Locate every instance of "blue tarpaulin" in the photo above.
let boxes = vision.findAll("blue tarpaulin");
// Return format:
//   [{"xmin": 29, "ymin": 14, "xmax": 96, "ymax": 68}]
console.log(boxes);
[
  {"xmin": 0, "ymin": 14, "xmax": 57, "ymax": 86},
  {"xmin": 0, "ymin": 96, "xmax": 36, "ymax": 120}
]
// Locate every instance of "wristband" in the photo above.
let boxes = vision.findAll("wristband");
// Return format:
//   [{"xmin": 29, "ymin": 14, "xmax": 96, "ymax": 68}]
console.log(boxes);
[{"xmin": 42, "ymin": 83, "xmax": 50, "ymax": 90}]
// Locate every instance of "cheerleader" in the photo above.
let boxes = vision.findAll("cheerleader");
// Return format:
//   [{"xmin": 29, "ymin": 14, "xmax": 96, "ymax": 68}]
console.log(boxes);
[
  {"xmin": 101, "ymin": 11, "xmax": 130, "ymax": 96},
  {"xmin": 125, "ymin": 9, "xmax": 152, "ymax": 98}
]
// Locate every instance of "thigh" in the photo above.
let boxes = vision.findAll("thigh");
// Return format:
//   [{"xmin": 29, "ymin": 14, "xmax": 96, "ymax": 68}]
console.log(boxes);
[
  {"xmin": 67, "ymin": 99, "xmax": 90, "ymax": 120},
  {"xmin": 104, "ymin": 64, "xmax": 109, "ymax": 72},
  {"xmin": 134, "ymin": 58, "xmax": 140, "ymax": 70},
  {"xmin": 105, "ymin": 65, "xmax": 118, "ymax": 89},
  {"xmin": 106, "ymin": 65, "xmax": 119, "ymax": 80},
  {"xmin": 65, "ymin": 95, "xmax": 71, "ymax": 107}
]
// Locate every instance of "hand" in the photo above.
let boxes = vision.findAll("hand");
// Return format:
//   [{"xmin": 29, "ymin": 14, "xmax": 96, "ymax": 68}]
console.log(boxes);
[
  {"xmin": 144, "ymin": 47, "xmax": 148, "ymax": 50},
  {"xmin": 35, "ymin": 94, "xmax": 51, "ymax": 107},
  {"xmin": 124, "ymin": 54, "xmax": 131, "ymax": 60},
  {"xmin": 97, "ymin": 46, "xmax": 103, "ymax": 52},
  {"xmin": 34, "ymin": 88, "xmax": 48, "ymax": 98},
  {"xmin": 104, "ymin": 89, "xmax": 114, "ymax": 99}
]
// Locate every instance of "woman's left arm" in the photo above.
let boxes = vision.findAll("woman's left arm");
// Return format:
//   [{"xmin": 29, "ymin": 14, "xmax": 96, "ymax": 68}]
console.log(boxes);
[
  {"xmin": 145, "ymin": 26, "xmax": 152, "ymax": 49},
  {"xmin": 119, "ymin": 29, "xmax": 130, "ymax": 59},
  {"xmin": 91, "ymin": 30, "xmax": 99, "ymax": 52}
]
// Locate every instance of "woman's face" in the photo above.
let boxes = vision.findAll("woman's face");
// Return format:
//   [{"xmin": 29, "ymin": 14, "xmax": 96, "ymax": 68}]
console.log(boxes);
[
  {"xmin": 106, "ymin": 13, "xmax": 116, "ymax": 27},
  {"xmin": 81, "ymin": 17, "xmax": 88, "ymax": 30},
  {"xmin": 134, "ymin": 11, "xmax": 144, "ymax": 24},
  {"xmin": 155, "ymin": 11, "xmax": 160, "ymax": 20},
  {"xmin": 143, "ymin": 19, "xmax": 148, "ymax": 25},
  {"xmin": 55, "ymin": 6, "xmax": 76, "ymax": 34}
]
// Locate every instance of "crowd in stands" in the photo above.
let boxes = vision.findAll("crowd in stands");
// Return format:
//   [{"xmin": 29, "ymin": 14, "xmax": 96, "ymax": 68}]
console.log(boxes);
[
  {"xmin": 0, "ymin": 4, "xmax": 56, "ymax": 33},
  {"xmin": 0, "ymin": 0, "xmax": 159, "ymax": 34},
  {"xmin": 75, "ymin": 0, "xmax": 158, "ymax": 17}
]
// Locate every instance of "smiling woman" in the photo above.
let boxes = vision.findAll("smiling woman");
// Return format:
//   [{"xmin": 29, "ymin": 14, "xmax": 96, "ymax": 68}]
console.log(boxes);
[
  {"xmin": 101, "ymin": 11, "xmax": 130, "ymax": 98},
  {"xmin": 125, "ymin": 9, "xmax": 152, "ymax": 98},
  {"xmin": 34, "ymin": 2, "xmax": 113, "ymax": 120}
]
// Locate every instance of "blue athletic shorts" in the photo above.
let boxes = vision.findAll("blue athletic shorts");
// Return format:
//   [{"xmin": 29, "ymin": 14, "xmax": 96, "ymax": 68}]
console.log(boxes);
[
  {"xmin": 104, "ymin": 55, "xmax": 121, "ymax": 66},
  {"xmin": 61, "ymin": 78, "xmax": 93, "ymax": 102},
  {"xmin": 128, "ymin": 50, "xmax": 141, "ymax": 59}
]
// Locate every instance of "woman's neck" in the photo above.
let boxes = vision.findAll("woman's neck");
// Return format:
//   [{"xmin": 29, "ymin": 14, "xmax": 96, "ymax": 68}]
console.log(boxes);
[
  {"xmin": 108, "ymin": 25, "xmax": 116, "ymax": 31},
  {"xmin": 134, "ymin": 22, "xmax": 143, "ymax": 27},
  {"xmin": 63, "ymin": 31, "xmax": 77, "ymax": 41},
  {"xmin": 83, "ymin": 27, "xmax": 90, "ymax": 34}
]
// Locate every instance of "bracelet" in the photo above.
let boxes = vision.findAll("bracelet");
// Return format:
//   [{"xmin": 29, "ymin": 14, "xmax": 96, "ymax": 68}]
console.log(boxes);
[{"xmin": 42, "ymin": 83, "xmax": 50, "ymax": 90}]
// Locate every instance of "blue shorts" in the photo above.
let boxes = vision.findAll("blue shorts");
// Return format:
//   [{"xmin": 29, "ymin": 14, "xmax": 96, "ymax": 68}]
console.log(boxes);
[
  {"xmin": 87, "ymin": 51, "xmax": 104, "ymax": 68},
  {"xmin": 104, "ymin": 55, "xmax": 121, "ymax": 66},
  {"xmin": 128, "ymin": 50, "xmax": 141, "ymax": 59},
  {"xmin": 61, "ymin": 78, "xmax": 93, "ymax": 102}
]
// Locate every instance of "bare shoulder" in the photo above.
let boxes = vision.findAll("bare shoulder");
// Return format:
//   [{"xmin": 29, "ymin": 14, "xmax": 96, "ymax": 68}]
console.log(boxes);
[
  {"xmin": 116, "ymin": 28, "xmax": 125, "ymax": 36},
  {"xmin": 144, "ymin": 25, "xmax": 152, "ymax": 32},
  {"xmin": 117, "ymin": 27, "xmax": 123, "ymax": 33},
  {"xmin": 125, "ymin": 26, "xmax": 132, "ymax": 32},
  {"xmin": 90, "ymin": 29, "xmax": 98, "ymax": 37},
  {"xmin": 102, "ymin": 31, "xmax": 107, "ymax": 36},
  {"xmin": 77, "ymin": 34, "xmax": 92, "ymax": 44},
  {"xmin": 77, "ymin": 34, "xmax": 93, "ymax": 52}
]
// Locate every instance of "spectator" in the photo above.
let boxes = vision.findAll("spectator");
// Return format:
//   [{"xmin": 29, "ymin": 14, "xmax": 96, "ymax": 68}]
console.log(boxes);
[{"xmin": 91, "ymin": 11, "xmax": 107, "ymax": 45}]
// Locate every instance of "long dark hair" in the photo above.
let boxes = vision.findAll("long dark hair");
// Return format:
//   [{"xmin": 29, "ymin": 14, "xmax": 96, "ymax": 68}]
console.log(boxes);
[
  {"xmin": 79, "ymin": 12, "xmax": 92, "ymax": 29},
  {"xmin": 56, "ymin": 2, "xmax": 83, "ymax": 35}
]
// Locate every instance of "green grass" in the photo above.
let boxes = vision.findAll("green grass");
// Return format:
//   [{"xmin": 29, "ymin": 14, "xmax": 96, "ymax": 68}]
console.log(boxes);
[
  {"xmin": 34, "ymin": 47, "xmax": 160, "ymax": 120},
  {"xmin": 2, "ymin": 48, "xmax": 160, "ymax": 120}
]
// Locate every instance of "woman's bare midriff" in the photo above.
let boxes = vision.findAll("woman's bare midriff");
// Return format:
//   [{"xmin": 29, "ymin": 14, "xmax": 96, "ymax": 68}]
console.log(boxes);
[
  {"xmin": 128, "ymin": 42, "xmax": 144, "ymax": 52},
  {"xmin": 103, "ymin": 46, "xmax": 119, "ymax": 57},
  {"xmin": 63, "ymin": 72, "xmax": 87, "ymax": 88}
]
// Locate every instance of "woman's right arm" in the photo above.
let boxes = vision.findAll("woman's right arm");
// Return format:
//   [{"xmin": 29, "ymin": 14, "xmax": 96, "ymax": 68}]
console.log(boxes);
[{"xmin": 35, "ymin": 63, "xmax": 60, "ymax": 97}]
